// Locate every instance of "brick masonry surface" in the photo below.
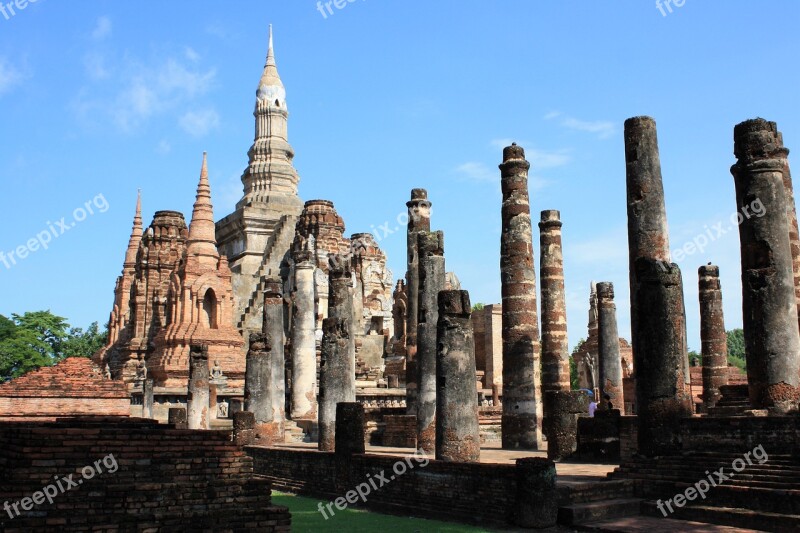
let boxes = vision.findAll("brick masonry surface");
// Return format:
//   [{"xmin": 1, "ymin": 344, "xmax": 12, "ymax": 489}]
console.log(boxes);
[{"xmin": 0, "ymin": 417, "xmax": 291, "ymax": 532}]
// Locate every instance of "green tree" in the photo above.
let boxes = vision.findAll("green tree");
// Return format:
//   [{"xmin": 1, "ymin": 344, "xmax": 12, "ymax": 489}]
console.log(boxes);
[
  {"xmin": 0, "ymin": 314, "xmax": 15, "ymax": 341},
  {"xmin": 0, "ymin": 328, "xmax": 53, "ymax": 382},
  {"xmin": 62, "ymin": 322, "xmax": 108, "ymax": 359},
  {"xmin": 472, "ymin": 302, "xmax": 485, "ymax": 312},
  {"xmin": 688, "ymin": 350, "xmax": 701, "ymax": 367},
  {"xmin": 569, "ymin": 338, "xmax": 586, "ymax": 390},
  {"xmin": 12, "ymin": 311, "xmax": 70, "ymax": 358},
  {"xmin": 726, "ymin": 328, "xmax": 746, "ymax": 371}
]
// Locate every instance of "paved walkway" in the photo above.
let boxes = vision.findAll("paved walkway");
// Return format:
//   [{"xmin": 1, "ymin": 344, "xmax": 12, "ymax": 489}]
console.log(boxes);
[{"xmin": 271, "ymin": 441, "xmax": 617, "ymax": 481}]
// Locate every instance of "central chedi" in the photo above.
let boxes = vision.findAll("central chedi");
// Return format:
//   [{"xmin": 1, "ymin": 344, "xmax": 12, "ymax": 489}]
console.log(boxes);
[{"xmin": 215, "ymin": 26, "xmax": 304, "ymax": 338}]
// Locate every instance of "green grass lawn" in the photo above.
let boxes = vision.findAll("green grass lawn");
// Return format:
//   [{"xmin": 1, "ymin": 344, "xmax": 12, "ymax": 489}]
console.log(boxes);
[{"xmin": 272, "ymin": 491, "xmax": 500, "ymax": 532}]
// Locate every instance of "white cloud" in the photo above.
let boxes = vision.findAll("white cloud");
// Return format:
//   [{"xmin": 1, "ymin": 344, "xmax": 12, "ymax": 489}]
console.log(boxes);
[
  {"xmin": 156, "ymin": 139, "xmax": 171, "ymax": 154},
  {"xmin": 179, "ymin": 109, "xmax": 220, "ymax": 137},
  {"xmin": 455, "ymin": 162, "xmax": 496, "ymax": 183},
  {"xmin": 91, "ymin": 16, "xmax": 112, "ymax": 41},
  {"xmin": 83, "ymin": 52, "xmax": 109, "ymax": 80},
  {"xmin": 185, "ymin": 47, "xmax": 201, "ymax": 63},
  {"xmin": 73, "ymin": 51, "xmax": 217, "ymax": 133},
  {"xmin": 0, "ymin": 58, "xmax": 23, "ymax": 96},
  {"xmin": 545, "ymin": 111, "xmax": 616, "ymax": 139}
]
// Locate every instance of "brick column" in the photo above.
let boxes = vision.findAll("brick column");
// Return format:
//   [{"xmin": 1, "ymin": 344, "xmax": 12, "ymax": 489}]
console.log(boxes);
[
  {"xmin": 698, "ymin": 264, "xmax": 729, "ymax": 411},
  {"xmin": 263, "ymin": 278, "xmax": 286, "ymax": 438},
  {"xmin": 500, "ymin": 143, "xmax": 542, "ymax": 450},
  {"xmin": 539, "ymin": 210, "xmax": 570, "ymax": 394}
]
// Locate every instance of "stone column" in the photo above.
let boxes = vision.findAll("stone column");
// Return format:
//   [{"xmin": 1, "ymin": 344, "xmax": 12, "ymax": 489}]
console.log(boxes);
[
  {"xmin": 625, "ymin": 116, "xmax": 690, "ymax": 390},
  {"xmin": 233, "ymin": 411, "xmax": 256, "ymax": 446},
  {"xmin": 542, "ymin": 391, "xmax": 589, "ymax": 461},
  {"xmin": 633, "ymin": 259, "xmax": 693, "ymax": 456},
  {"xmin": 698, "ymin": 264, "xmax": 729, "ymax": 411},
  {"xmin": 291, "ymin": 254, "xmax": 317, "ymax": 419},
  {"xmin": 417, "ymin": 230, "xmax": 446, "ymax": 454},
  {"xmin": 776, "ymin": 129, "xmax": 800, "ymax": 334},
  {"xmin": 539, "ymin": 210, "xmax": 570, "ymax": 394},
  {"xmin": 142, "ymin": 378, "xmax": 154, "ymax": 419},
  {"xmin": 405, "ymin": 188, "xmax": 432, "ymax": 416},
  {"xmin": 436, "ymin": 290, "xmax": 480, "ymax": 462},
  {"xmin": 187, "ymin": 345, "xmax": 210, "ymax": 430},
  {"xmin": 244, "ymin": 332, "xmax": 277, "ymax": 441},
  {"xmin": 596, "ymin": 282, "xmax": 624, "ymax": 411},
  {"xmin": 168, "ymin": 407, "xmax": 187, "ymax": 429},
  {"xmin": 263, "ymin": 278, "xmax": 286, "ymax": 438},
  {"xmin": 318, "ymin": 260, "xmax": 356, "ymax": 451},
  {"xmin": 335, "ymin": 402, "xmax": 366, "ymax": 456},
  {"xmin": 499, "ymin": 143, "xmax": 542, "ymax": 449},
  {"xmin": 731, "ymin": 118, "xmax": 800, "ymax": 411},
  {"xmin": 515, "ymin": 458, "xmax": 558, "ymax": 529}
]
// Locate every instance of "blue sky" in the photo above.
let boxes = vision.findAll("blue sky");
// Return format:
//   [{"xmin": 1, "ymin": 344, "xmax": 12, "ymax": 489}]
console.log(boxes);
[{"xmin": 1, "ymin": 1, "xmax": 800, "ymax": 352}]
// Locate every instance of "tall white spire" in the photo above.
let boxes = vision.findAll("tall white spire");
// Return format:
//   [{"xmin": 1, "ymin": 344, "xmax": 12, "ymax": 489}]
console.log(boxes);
[{"xmin": 257, "ymin": 24, "xmax": 285, "ymax": 103}]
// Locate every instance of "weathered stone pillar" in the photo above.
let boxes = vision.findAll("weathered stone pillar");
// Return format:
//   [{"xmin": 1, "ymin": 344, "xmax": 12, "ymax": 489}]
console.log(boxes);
[
  {"xmin": 233, "ymin": 411, "xmax": 256, "ymax": 446},
  {"xmin": 142, "ymin": 378, "xmax": 154, "ymax": 419},
  {"xmin": 417, "ymin": 230, "xmax": 446, "ymax": 454},
  {"xmin": 499, "ymin": 143, "xmax": 542, "ymax": 449},
  {"xmin": 515, "ymin": 458, "xmax": 558, "ymax": 528},
  {"xmin": 436, "ymin": 290, "xmax": 480, "ymax": 462},
  {"xmin": 698, "ymin": 264, "xmax": 729, "ymax": 411},
  {"xmin": 263, "ymin": 278, "xmax": 286, "ymax": 438},
  {"xmin": 596, "ymin": 282, "xmax": 624, "ymax": 411},
  {"xmin": 406, "ymin": 188, "xmax": 432, "ymax": 416},
  {"xmin": 633, "ymin": 259, "xmax": 693, "ymax": 456},
  {"xmin": 625, "ymin": 116, "xmax": 690, "ymax": 390},
  {"xmin": 168, "ymin": 407, "xmax": 187, "ymax": 429},
  {"xmin": 539, "ymin": 210, "xmax": 570, "ymax": 394},
  {"xmin": 244, "ymin": 332, "xmax": 279, "ymax": 442},
  {"xmin": 187, "ymin": 345, "xmax": 210, "ymax": 430},
  {"xmin": 290, "ymin": 253, "xmax": 317, "ymax": 419},
  {"xmin": 775, "ymin": 129, "xmax": 800, "ymax": 334},
  {"xmin": 318, "ymin": 260, "xmax": 356, "ymax": 451},
  {"xmin": 543, "ymin": 390, "xmax": 589, "ymax": 461},
  {"xmin": 732, "ymin": 118, "xmax": 800, "ymax": 411},
  {"xmin": 335, "ymin": 402, "xmax": 366, "ymax": 456}
]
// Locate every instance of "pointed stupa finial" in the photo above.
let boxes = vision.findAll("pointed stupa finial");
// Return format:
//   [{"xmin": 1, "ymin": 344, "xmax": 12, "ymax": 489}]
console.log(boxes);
[
  {"xmin": 258, "ymin": 24, "xmax": 285, "ymax": 100},
  {"xmin": 124, "ymin": 190, "xmax": 143, "ymax": 266},
  {"xmin": 187, "ymin": 152, "xmax": 219, "ymax": 258}
]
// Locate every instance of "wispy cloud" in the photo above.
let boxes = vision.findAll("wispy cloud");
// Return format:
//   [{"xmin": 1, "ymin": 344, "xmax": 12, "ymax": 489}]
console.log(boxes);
[
  {"xmin": 179, "ymin": 109, "xmax": 220, "ymax": 137},
  {"xmin": 455, "ymin": 162, "xmax": 495, "ymax": 183},
  {"xmin": 156, "ymin": 139, "xmax": 171, "ymax": 154},
  {"xmin": 545, "ymin": 111, "xmax": 616, "ymax": 139},
  {"xmin": 0, "ymin": 58, "xmax": 23, "ymax": 96},
  {"xmin": 489, "ymin": 139, "xmax": 571, "ymax": 169},
  {"xmin": 73, "ymin": 51, "xmax": 218, "ymax": 133},
  {"xmin": 91, "ymin": 16, "xmax": 113, "ymax": 41}
]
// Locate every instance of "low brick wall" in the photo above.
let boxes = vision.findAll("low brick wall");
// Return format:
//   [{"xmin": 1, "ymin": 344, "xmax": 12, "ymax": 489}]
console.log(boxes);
[
  {"xmin": 681, "ymin": 416, "xmax": 800, "ymax": 454},
  {"xmin": 0, "ymin": 417, "xmax": 290, "ymax": 532},
  {"xmin": 248, "ymin": 446, "xmax": 556, "ymax": 528}
]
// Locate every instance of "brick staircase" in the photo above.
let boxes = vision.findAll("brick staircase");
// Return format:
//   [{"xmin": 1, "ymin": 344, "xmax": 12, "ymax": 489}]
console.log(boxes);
[
  {"xmin": 707, "ymin": 384, "xmax": 752, "ymax": 417},
  {"xmin": 557, "ymin": 479, "xmax": 642, "ymax": 527},
  {"xmin": 237, "ymin": 214, "xmax": 297, "ymax": 332},
  {"xmin": 611, "ymin": 450, "xmax": 800, "ymax": 532}
]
